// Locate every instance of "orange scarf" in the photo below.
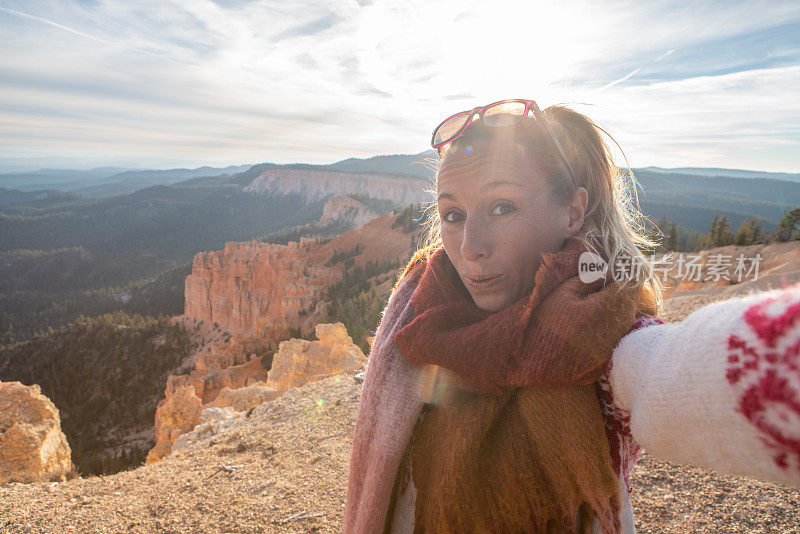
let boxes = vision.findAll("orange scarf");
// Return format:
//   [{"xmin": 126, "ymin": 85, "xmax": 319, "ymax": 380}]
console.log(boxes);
[{"xmin": 393, "ymin": 235, "xmax": 657, "ymax": 532}]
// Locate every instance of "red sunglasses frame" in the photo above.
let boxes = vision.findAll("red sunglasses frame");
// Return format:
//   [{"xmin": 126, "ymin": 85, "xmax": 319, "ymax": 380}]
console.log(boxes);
[{"xmin": 430, "ymin": 99, "xmax": 577, "ymax": 184}]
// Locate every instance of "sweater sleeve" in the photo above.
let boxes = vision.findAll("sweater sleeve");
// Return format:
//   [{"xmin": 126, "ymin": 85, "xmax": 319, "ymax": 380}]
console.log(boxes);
[{"xmin": 608, "ymin": 283, "xmax": 800, "ymax": 488}]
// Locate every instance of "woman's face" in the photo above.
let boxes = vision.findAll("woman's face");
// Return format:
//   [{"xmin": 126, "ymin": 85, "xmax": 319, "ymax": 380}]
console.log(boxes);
[{"xmin": 437, "ymin": 144, "xmax": 586, "ymax": 312}]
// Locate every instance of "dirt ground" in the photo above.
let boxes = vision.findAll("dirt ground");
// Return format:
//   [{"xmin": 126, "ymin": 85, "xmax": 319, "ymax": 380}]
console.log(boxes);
[
  {"xmin": 4, "ymin": 259, "xmax": 800, "ymax": 533},
  {"xmin": 2, "ymin": 371, "xmax": 799, "ymax": 533}
]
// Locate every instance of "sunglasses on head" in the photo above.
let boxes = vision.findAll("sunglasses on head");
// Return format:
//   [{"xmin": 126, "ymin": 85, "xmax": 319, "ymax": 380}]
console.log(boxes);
[{"xmin": 430, "ymin": 99, "xmax": 577, "ymax": 184}]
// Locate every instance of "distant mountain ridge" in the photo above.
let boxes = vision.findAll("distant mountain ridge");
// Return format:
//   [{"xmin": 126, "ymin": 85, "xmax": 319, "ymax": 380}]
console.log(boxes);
[
  {"xmin": 642, "ymin": 166, "xmax": 800, "ymax": 183},
  {"xmin": 3, "ymin": 152, "xmax": 797, "ymax": 236},
  {"xmin": 242, "ymin": 167, "xmax": 428, "ymax": 206},
  {"xmin": 0, "ymin": 165, "xmax": 252, "ymax": 197},
  {"xmin": 3, "ymin": 151, "xmax": 798, "ymax": 200},
  {"xmin": 327, "ymin": 151, "xmax": 437, "ymax": 179}
]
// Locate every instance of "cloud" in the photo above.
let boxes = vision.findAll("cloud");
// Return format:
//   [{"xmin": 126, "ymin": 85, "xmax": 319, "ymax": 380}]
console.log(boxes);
[
  {"xmin": 0, "ymin": 4, "xmax": 113, "ymax": 44},
  {"xmin": 597, "ymin": 49, "xmax": 674, "ymax": 92},
  {"xmin": 574, "ymin": 65, "xmax": 800, "ymax": 171},
  {"xmin": 271, "ymin": 12, "xmax": 341, "ymax": 42},
  {"xmin": 0, "ymin": 0, "xmax": 798, "ymax": 172}
]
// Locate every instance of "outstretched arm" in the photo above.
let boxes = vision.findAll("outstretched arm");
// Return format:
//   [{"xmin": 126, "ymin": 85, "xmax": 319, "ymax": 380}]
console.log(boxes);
[{"xmin": 609, "ymin": 283, "xmax": 800, "ymax": 487}]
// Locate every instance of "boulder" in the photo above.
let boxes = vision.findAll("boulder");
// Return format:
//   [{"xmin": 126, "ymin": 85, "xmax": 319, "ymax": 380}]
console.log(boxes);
[
  {"xmin": 266, "ymin": 323, "xmax": 367, "ymax": 391},
  {"xmin": 145, "ymin": 385, "xmax": 202, "ymax": 464},
  {"xmin": 171, "ymin": 407, "xmax": 245, "ymax": 454},
  {"xmin": 206, "ymin": 382, "xmax": 283, "ymax": 412},
  {"xmin": 0, "ymin": 381, "xmax": 72, "ymax": 483}
]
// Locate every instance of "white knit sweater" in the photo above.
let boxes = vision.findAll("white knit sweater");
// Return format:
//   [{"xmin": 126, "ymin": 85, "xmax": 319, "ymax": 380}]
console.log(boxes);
[{"xmin": 389, "ymin": 283, "xmax": 800, "ymax": 533}]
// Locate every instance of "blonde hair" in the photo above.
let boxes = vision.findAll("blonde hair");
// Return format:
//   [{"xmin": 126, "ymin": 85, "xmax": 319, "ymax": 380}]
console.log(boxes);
[{"xmin": 417, "ymin": 104, "xmax": 664, "ymax": 313}]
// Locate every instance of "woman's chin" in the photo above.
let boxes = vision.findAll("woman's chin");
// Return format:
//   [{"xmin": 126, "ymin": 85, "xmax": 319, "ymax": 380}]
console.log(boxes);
[{"xmin": 470, "ymin": 292, "xmax": 514, "ymax": 313}]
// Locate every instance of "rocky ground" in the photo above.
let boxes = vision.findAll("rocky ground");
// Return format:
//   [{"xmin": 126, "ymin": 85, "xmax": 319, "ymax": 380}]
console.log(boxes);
[
  {"xmin": 3, "ymin": 242, "xmax": 800, "ymax": 533},
  {"xmin": 2, "ymin": 372, "xmax": 800, "ymax": 533},
  {"xmin": 0, "ymin": 377, "xmax": 359, "ymax": 534}
]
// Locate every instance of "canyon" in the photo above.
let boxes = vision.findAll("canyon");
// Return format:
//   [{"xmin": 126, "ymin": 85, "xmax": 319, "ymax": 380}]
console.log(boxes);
[
  {"xmin": 317, "ymin": 194, "xmax": 381, "ymax": 229},
  {"xmin": 183, "ymin": 208, "xmax": 419, "ymax": 342},
  {"xmin": 183, "ymin": 239, "xmax": 341, "ymax": 342},
  {"xmin": 243, "ymin": 167, "xmax": 430, "ymax": 206},
  {"xmin": 146, "ymin": 208, "xmax": 421, "ymax": 463}
]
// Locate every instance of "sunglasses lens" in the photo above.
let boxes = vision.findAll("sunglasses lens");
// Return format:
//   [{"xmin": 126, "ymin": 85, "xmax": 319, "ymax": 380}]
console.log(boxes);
[
  {"xmin": 483, "ymin": 101, "xmax": 527, "ymax": 127},
  {"xmin": 433, "ymin": 112, "xmax": 470, "ymax": 146}
]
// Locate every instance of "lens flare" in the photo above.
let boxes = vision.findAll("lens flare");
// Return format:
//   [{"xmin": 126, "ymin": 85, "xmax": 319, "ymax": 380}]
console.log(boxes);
[{"xmin": 415, "ymin": 364, "xmax": 455, "ymax": 405}]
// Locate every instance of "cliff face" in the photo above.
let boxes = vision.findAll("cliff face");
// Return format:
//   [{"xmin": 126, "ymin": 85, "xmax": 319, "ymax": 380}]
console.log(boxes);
[
  {"xmin": 146, "ymin": 322, "xmax": 363, "ymax": 463},
  {"xmin": 164, "ymin": 334, "xmax": 271, "ymax": 405},
  {"xmin": 243, "ymin": 168, "xmax": 429, "ymax": 206},
  {"xmin": 158, "ymin": 212, "xmax": 422, "ymax": 463},
  {"xmin": 318, "ymin": 195, "xmax": 380, "ymax": 229},
  {"xmin": 184, "ymin": 240, "xmax": 342, "ymax": 341},
  {"xmin": 183, "ymin": 212, "xmax": 417, "ymax": 341},
  {"xmin": 319, "ymin": 212, "xmax": 416, "ymax": 266}
]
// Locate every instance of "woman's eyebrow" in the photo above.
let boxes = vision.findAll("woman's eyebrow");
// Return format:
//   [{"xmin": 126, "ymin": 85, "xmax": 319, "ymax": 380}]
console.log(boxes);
[
  {"xmin": 480, "ymin": 180, "xmax": 525, "ymax": 192},
  {"xmin": 438, "ymin": 181, "xmax": 524, "ymax": 201}
]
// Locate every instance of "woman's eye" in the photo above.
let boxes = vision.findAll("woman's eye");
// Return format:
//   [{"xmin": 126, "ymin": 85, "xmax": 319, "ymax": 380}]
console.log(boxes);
[
  {"xmin": 491, "ymin": 202, "xmax": 516, "ymax": 216},
  {"xmin": 441, "ymin": 210, "xmax": 463, "ymax": 224}
]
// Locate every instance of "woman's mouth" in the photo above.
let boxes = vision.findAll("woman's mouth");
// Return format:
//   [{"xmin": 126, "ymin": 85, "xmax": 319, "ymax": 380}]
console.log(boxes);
[{"xmin": 463, "ymin": 273, "xmax": 507, "ymax": 289}]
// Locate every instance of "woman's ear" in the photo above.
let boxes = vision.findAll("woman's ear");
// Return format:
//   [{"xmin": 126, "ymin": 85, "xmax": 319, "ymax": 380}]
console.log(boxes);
[{"xmin": 565, "ymin": 186, "xmax": 589, "ymax": 236}]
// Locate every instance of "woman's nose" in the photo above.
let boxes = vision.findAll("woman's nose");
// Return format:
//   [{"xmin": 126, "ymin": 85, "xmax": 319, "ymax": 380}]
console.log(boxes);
[{"xmin": 460, "ymin": 217, "xmax": 490, "ymax": 261}]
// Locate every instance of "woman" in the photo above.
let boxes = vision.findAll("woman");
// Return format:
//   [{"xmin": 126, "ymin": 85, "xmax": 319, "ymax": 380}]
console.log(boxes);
[{"xmin": 345, "ymin": 100, "xmax": 800, "ymax": 533}]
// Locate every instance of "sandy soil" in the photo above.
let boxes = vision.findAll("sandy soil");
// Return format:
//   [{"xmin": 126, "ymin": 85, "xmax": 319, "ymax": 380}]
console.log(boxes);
[
  {"xmin": 4, "ymin": 250, "xmax": 800, "ymax": 533},
  {"xmin": 2, "ymin": 372, "xmax": 799, "ymax": 533}
]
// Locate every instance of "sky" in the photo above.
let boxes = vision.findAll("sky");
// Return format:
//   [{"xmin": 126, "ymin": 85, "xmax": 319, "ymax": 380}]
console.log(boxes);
[{"xmin": 0, "ymin": 0, "xmax": 799, "ymax": 172}]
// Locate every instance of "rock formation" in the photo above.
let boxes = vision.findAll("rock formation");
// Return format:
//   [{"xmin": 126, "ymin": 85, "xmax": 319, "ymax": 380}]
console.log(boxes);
[
  {"xmin": 152, "ymin": 212, "xmax": 418, "ymax": 463},
  {"xmin": 318, "ymin": 213, "xmax": 419, "ymax": 266},
  {"xmin": 149, "ymin": 345, "xmax": 275, "ymax": 464},
  {"xmin": 183, "ymin": 212, "xmax": 417, "ymax": 344},
  {"xmin": 184, "ymin": 240, "xmax": 342, "ymax": 341},
  {"xmin": 267, "ymin": 323, "xmax": 367, "ymax": 392},
  {"xmin": 144, "ymin": 330, "xmax": 279, "ymax": 462},
  {"xmin": 206, "ymin": 382, "xmax": 282, "ymax": 412},
  {"xmin": 147, "ymin": 322, "xmax": 366, "ymax": 462},
  {"xmin": 164, "ymin": 336, "xmax": 270, "ymax": 405},
  {"xmin": 0, "ymin": 381, "xmax": 72, "ymax": 483},
  {"xmin": 171, "ymin": 407, "xmax": 245, "ymax": 455},
  {"xmin": 318, "ymin": 195, "xmax": 381, "ymax": 229},
  {"xmin": 243, "ymin": 168, "xmax": 428, "ymax": 206},
  {"xmin": 145, "ymin": 385, "xmax": 202, "ymax": 464}
]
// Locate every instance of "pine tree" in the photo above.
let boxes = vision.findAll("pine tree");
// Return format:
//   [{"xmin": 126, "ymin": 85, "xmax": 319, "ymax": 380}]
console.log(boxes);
[
  {"xmin": 667, "ymin": 223, "xmax": 678, "ymax": 251},
  {"xmin": 696, "ymin": 216, "xmax": 717, "ymax": 250},
  {"xmin": 714, "ymin": 216, "xmax": 734, "ymax": 247},
  {"xmin": 735, "ymin": 218, "xmax": 764, "ymax": 246},
  {"xmin": 778, "ymin": 208, "xmax": 800, "ymax": 242},
  {"xmin": 697, "ymin": 215, "xmax": 735, "ymax": 250}
]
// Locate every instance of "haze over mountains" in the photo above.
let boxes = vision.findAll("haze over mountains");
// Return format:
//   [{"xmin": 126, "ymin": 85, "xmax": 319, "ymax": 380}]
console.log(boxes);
[
  {"xmin": 1, "ymin": 150, "xmax": 798, "ymax": 347},
  {"xmin": 642, "ymin": 167, "xmax": 800, "ymax": 183},
  {"xmin": 0, "ymin": 165, "xmax": 253, "ymax": 197},
  {"xmin": 2, "ymin": 151, "xmax": 797, "ymax": 234},
  {"xmin": 2, "ymin": 150, "xmax": 798, "ymax": 195}
]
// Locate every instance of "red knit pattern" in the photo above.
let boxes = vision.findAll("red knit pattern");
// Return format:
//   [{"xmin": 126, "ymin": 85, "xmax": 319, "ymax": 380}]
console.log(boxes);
[
  {"xmin": 596, "ymin": 315, "xmax": 665, "ymax": 493},
  {"xmin": 726, "ymin": 287, "xmax": 800, "ymax": 472}
]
